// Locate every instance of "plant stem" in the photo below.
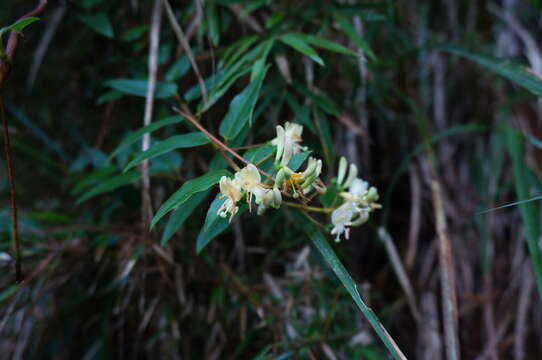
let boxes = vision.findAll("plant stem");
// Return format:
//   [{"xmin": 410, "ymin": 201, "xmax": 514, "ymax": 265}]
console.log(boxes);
[
  {"xmin": 283, "ymin": 201, "xmax": 333, "ymax": 213},
  {"xmin": 1, "ymin": 96, "xmax": 21, "ymax": 282}
]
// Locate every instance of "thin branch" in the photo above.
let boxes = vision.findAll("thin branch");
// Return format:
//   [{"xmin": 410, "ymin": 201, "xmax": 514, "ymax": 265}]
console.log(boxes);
[
  {"xmin": 173, "ymin": 105, "xmax": 273, "ymax": 179},
  {"xmin": 141, "ymin": 0, "xmax": 164, "ymax": 230},
  {"xmin": 163, "ymin": 0, "xmax": 208, "ymax": 106},
  {"xmin": 431, "ymin": 179, "xmax": 460, "ymax": 360},
  {"xmin": 1, "ymin": 96, "xmax": 21, "ymax": 282},
  {"xmin": 282, "ymin": 201, "xmax": 333, "ymax": 213}
]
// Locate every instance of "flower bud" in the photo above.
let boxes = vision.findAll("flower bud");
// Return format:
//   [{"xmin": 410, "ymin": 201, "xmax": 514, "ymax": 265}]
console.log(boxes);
[
  {"xmin": 343, "ymin": 164, "xmax": 358, "ymax": 188},
  {"xmin": 365, "ymin": 186, "xmax": 379, "ymax": 203},
  {"xmin": 274, "ymin": 168, "xmax": 286, "ymax": 188},
  {"xmin": 337, "ymin": 156, "xmax": 347, "ymax": 185}
]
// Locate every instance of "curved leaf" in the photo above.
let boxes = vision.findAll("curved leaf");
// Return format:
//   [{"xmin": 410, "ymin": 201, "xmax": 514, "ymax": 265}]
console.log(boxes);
[
  {"xmin": 280, "ymin": 33, "xmax": 324, "ymax": 66},
  {"xmin": 151, "ymin": 169, "xmax": 232, "ymax": 229},
  {"xmin": 104, "ymin": 79, "xmax": 177, "ymax": 98},
  {"xmin": 109, "ymin": 116, "xmax": 183, "ymax": 160},
  {"xmin": 123, "ymin": 132, "xmax": 208, "ymax": 172}
]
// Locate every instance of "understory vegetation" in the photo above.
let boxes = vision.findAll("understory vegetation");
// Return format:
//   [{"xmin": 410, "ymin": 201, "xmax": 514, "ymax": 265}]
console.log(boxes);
[{"xmin": 2, "ymin": 0, "xmax": 542, "ymax": 359}]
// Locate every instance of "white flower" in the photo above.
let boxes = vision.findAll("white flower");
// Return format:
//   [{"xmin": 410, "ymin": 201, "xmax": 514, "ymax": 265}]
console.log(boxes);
[
  {"xmin": 273, "ymin": 122, "xmax": 306, "ymax": 165},
  {"xmin": 235, "ymin": 164, "xmax": 267, "ymax": 207},
  {"xmin": 257, "ymin": 188, "xmax": 282, "ymax": 215},
  {"xmin": 342, "ymin": 178, "xmax": 368, "ymax": 204},
  {"xmin": 330, "ymin": 201, "xmax": 358, "ymax": 242},
  {"xmin": 217, "ymin": 176, "xmax": 242, "ymax": 222}
]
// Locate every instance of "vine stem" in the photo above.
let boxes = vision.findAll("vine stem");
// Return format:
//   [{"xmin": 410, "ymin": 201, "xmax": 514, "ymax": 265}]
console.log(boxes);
[
  {"xmin": 1, "ymin": 96, "xmax": 21, "ymax": 282},
  {"xmin": 173, "ymin": 105, "xmax": 273, "ymax": 180},
  {"xmin": 0, "ymin": 1, "xmax": 49, "ymax": 283},
  {"xmin": 282, "ymin": 201, "xmax": 333, "ymax": 213}
]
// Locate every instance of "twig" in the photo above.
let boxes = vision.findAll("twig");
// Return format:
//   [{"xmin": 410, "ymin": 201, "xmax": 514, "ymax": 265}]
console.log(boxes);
[
  {"xmin": 406, "ymin": 162, "xmax": 422, "ymax": 269},
  {"xmin": 1, "ymin": 96, "xmax": 21, "ymax": 282},
  {"xmin": 378, "ymin": 227, "xmax": 421, "ymax": 322},
  {"xmin": 431, "ymin": 179, "xmax": 460, "ymax": 360},
  {"xmin": 173, "ymin": 105, "xmax": 273, "ymax": 179},
  {"xmin": 163, "ymin": 0, "xmax": 208, "ymax": 106},
  {"xmin": 282, "ymin": 201, "xmax": 333, "ymax": 213},
  {"xmin": 0, "ymin": 0, "xmax": 48, "ymax": 284},
  {"xmin": 141, "ymin": 0, "xmax": 163, "ymax": 230}
]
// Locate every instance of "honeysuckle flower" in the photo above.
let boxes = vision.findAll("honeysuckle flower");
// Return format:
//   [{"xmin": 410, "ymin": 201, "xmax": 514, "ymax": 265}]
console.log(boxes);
[
  {"xmin": 337, "ymin": 156, "xmax": 358, "ymax": 188},
  {"xmin": 235, "ymin": 163, "xmax": 267, "ymax": 207},
  {"xmin": 330, "ymin": 201, "xmax": 358, "ymax": 242},
  {"xmin": 273, "ymin": 122, "xmax": 306, "ymax": 165},
  {"xmin": 217, "ymin": 176, "xmax": 242, "ymax": 222},
  {"xmin": 257, "ymin": 188, "xmax": 282, "ymax": 215},
  {"xmin": 341, "ymin": 178, "xmax": 368, "ymax": 204}
]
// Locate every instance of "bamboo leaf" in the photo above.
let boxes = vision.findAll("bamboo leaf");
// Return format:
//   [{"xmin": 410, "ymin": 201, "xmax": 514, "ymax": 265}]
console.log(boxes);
[
  {"xmin": 151, "ymin": 170, "xmax": 232, "ymax": 228},
  {"xmin": 104, "ymin": 79, "xmax": 177, "ymax": 98},
  {"xmin": 109, "ymin": 116, "xmax": 183, "ymax": 160},
  {"xmin": 303, "ymin": 223, "xmax": 406, "ymax": 360},
  {"xmin": 280, "ymin": 33, "xmax": 325, "ymax": 66},
  {"xmin": 161, "ymin": 190, "xmax": 210, "ymax": 246},
  {"xmin": 77, "ymin": 170, "xmax": 141, "ymax": 203},
  {"xmin": 436, "ymin": 44, "xmax": 542, "ymax": 98},
  {"xmin": 123, "ymin": 132, "xmax": 210, "ymax": 172}
]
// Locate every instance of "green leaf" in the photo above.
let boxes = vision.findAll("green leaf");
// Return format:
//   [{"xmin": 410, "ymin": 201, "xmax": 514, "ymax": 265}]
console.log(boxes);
[
  {"xmin": 196, "ymin": 195, "xmax": 247, "ymax": 253},
  {"xmin": 303, "ymin": 223, "xmax": 406, "ymax": 360},
  {"xmin": 151, "ymin": 170, "xmax": 232, "ymax": 228},
  {"xmin": 104, "ymin": 79, "xmax": 177, "ymax": 98},
  {"xmin": 161, "ymin": 190, "xmax": 210, "ymax": 246},
  {"xmin": 109, "ymin": 116, "xmax": 183, "ymax": 161},
  {"xmin": 287, "ymin": 151, "xmax": 311, "ymax": 172},
  {"xmin": 206, "ymin": 1, "xmax": 220, "ymax": 46},
  {"xmin": 294, "ymin": 33, "xmax": 357, "ymax": 56},
  {"xmin": 334, "ymin": 14, "xmax": 376, "ymax": 59},
  {"xmin": 71, "ymin": 166, "xmax": 117, "ymax": 195},
  {"xmin": 280, "ymin": 33, "xmax": 325, "ymax": 66},
  {"xmin": 503, "ymin": 127, "xmax": 542, "ymax": 300},
  {"xmin": 0, "ymin": 285, "xmax": 19, "ymax": 303},
  {"xmin": 0, "ymin": 17, "xmax": 39, "ymax": 35},
  {"xmin": 79, "ymin": 14, "xmax": 114, "ymax": 38},
  {"xmin": 219, "ymin": 61, "xmax": 269, "ymax": 140},
  {"xmin": 315, "ymin": 111, "xmax": 334, "ymax": 165},
  {"xmin": 119, "ymin": 25, "xmax": 148, "ymax": 41},
  {"xmin": 123, "ymin": 132, "xmax": 209, "ymax": 172},
  {"xmin": 77, "ymin": 170, "xmax": 141, "ymax": 203},
  {"xmin": 165, "ymin": 56, "xmax": 190, "ymax": 82},
  {"xmin": 436, "ymin": 44, "xmax": 542, "ymax": 98},
  {"xmin": 243, "ymin": 144, "xmax": 275, "ymax": 163}
]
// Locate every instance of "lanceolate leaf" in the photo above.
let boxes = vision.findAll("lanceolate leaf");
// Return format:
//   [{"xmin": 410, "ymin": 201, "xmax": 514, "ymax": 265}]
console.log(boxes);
[
  {"xmin": 303, "ymin": 223, "xmax": 406, "ymax": 360},
  {"xmin": 294, "ymin": 33, "xmax": 357, "ymax": 56},
  {"xmin": 104, "ymin": 79, "xmax": 177, "ymax": 98},
  {"xmin": 287, "ymin": 151, "xmax": 311, "ymax": 172},
  {"xmin": 334, "ymin": 14, "xmax": 376, "ymax": 59},
  {"xmin": 109, "ymin": 116, "xmax": 183, "ymax": 160},
  {"xmin": 123, "ymin": 132, "xmax": 210, "ymax": 172},
  {"xmin": 151, "ymin": 170, "xmax": 232, "ymax": 228},
  {"xmin": 196, "ymin": 195, "xmax": 247, "ymax": 254},
  {"xmin": 161, "ymin": 190, "xmax": 210, "ymax": 246},
  {"xmin": 503, "ymin": 127, "xmax": 542, "ymax": 300},
  {"xmin": 243, "ymin": 144, "xmax": 275, "ymax": 163},
  {"xmin": 219, "ymin": 62, "xmax": 269, "ymax": 140},
  {"xmin": 436, "ymin": 44, "xmax": 542, "ymax": 98},
  {"xmin": 0, "ymin": 17, "xmax": 39, "ymax": 36},
  {"xmin": 77, "ymin": 170, "xmax": 141, "ymax": 203},
  {"xmin": 280, "ymin": 33, "xmax": 325, "ymax": 66},
  {"xmin": 79, "ymin": 13, "xmax": 114, "ymax": 38}
]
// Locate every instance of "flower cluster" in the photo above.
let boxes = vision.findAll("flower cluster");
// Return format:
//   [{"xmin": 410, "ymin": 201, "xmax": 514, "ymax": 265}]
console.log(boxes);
[
  {"xmin": 214, "ymin": 123, "xmax": 380, "ymax": 242},
  {"xmin": 217, "ymin": 164, "xmax": 282, "ymax": 222},
  {"xmin": 330, "ymin": 157, "xmax": 381, "ymax": 242}
]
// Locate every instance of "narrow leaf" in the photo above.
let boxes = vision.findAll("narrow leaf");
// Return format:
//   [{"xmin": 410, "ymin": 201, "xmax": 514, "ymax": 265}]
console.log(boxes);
[
  {"xmin": 1, "ymin": 17, "xmax": 39, "ymax": 34},
  {"xmin": 161, "ymin": 190, "xmax": 210, "ymax": 246},
  {"xmin": 296, "ymin": 33, "xmax": 357, "ymax": 56},
  {"xmin": 79, "ymin": 13, "xmax": 114, "ymax": 38},
  {"xmin": 219, "ymin": 62, "xmax": 269, "ymax": 140},
  {"xmin": 109, "ymin": 116, "xmax": 183, "ymax": 160},
  {"xmin": 151, "ymin": 170, "xmax": 232, "ymax": 228},
  {"xmin": 303, "ymin": 223, "xmax": 406, "ymax": 360},
  {"xmin": 196, "ymin": 195, "xmax": 247, "ymax": 253},
  {"xmin": 436, "ymin": 44, "xmax": 542, "ymax": 98},
  {"xmin": 123, "ymin": 132, "xmax": 209, "ymax": 172},
  {"xmin": 77, "ymin": 170, "xmax": 141, "ymax": 203},
  {"xmin": 104, "ymin": 79, "xmax": 177, "ymax": 98},
  {"xmin": 280, "ymin": 33, "xmax": 325, "ymax": 66}
]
